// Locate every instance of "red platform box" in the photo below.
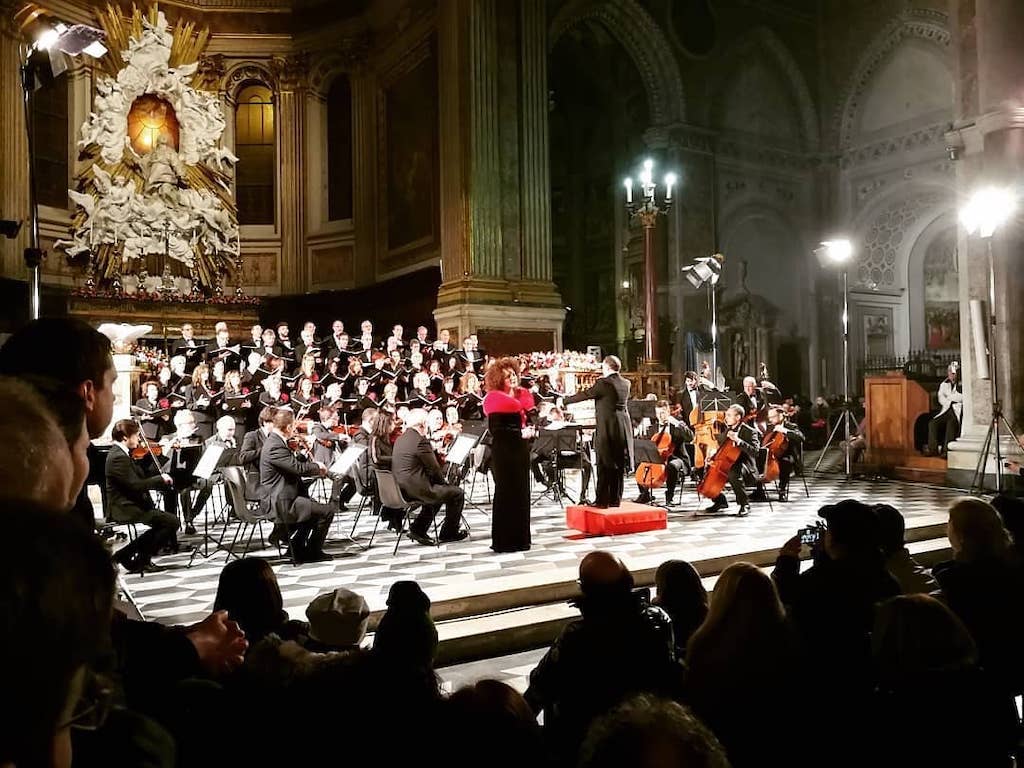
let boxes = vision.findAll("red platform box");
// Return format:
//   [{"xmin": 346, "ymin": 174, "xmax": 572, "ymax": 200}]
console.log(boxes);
[{"xmin": 566, "ymin": 501, "xmax": 667, "ymax": 536}]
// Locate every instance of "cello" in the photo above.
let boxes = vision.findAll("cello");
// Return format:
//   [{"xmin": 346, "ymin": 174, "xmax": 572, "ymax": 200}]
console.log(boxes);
[
  {"xmin": 634, "ymin": 421, "xmax": 675, "ymax": 491},
  {"xmin": 696, "ymin": 420, "xmax": 744, "ymax": 500}
]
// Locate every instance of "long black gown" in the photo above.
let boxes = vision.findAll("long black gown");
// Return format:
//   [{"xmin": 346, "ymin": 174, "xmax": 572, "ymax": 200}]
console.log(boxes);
[{"xmin": 486, "ymin": 409, "xmax": 532, "ymax": 552}]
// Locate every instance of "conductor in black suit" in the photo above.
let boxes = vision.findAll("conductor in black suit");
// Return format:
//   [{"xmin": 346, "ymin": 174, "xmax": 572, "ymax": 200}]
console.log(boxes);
[
  {"xmin": 561, "ymin": 355, "xmax": 632, "ymax": 508},
  {"xmin": 105, "ymin": 419, "xmax": 178, "ymax": 573},
  {"xmin": 257, "ymin": 409, "xmax": 335, "ymax": 563},
  {"xmin": 391, "ymin": 408, "xmax": 468, "ymax": 546}
]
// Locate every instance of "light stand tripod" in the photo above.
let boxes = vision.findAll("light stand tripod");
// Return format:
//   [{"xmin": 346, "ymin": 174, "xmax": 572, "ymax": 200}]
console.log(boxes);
[
  {"xmin": 970, "ymin": 235, "xmax": 1024, "ymax": 493},
  {"xmin": 814, "ymin": 268, "xmax": 857, "ymax": 477},
  {"xmin": 20, "ymin": 51, "xmax": 45, "ymax": 320}
]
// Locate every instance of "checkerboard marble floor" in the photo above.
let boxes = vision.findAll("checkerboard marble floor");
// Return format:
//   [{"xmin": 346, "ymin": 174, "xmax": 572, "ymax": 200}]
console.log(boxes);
[{"xmin": 116, "ymin": 466, "xmax": 966, "ymax": 628}]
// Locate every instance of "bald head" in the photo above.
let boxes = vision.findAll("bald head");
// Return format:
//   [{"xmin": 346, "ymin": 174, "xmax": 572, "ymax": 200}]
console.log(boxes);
[{"xmin": 579, "ymin": 551, "xmax": 633, "ymax": 595}]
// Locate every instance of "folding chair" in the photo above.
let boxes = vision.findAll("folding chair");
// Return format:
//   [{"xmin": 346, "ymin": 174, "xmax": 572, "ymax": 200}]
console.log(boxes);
[
  {"xmin": 218, "ymin": 466, "xmax": 282, "ymax": 561},
  {"xmin": 374, "ymin": 469, "xmax": 436, "ymax": 555}
]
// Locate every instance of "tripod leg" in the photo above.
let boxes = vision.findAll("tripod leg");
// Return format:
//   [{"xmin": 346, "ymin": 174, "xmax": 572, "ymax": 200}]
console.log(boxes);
[
  {"xmin": 814, "ymin": 412, "xmax": 847, "ymax": 471},
  {"xmin": 971, "ymin": 420, "xmax": 996, "ymax": 494}
]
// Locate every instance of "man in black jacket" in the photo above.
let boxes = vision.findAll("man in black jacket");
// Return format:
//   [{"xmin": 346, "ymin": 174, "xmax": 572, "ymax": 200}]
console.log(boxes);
[
  {"xmin": 562, "ymin": 356, "xmax": 632, "ymax": 508},
  {"xmin": 392, "ymin": 408, "xmax": 467, "ymax": 545},
  {"xmin": 702, "ymin": 403, "xmax": 759, "ymax": 516},
  {"xmin": 636, "ymin": 401, "xmax": 694, "ymax": 507},
  {"xmin": 258, "ymin": 408, "xmax": 336, "ymax": 562},
  {"xmin": 763, "ymin": 405, "xmax": 804, "ymax": 502},
  {"xmin": 105, "ymin": 419, "xmax": 177, "ymax": 573}
]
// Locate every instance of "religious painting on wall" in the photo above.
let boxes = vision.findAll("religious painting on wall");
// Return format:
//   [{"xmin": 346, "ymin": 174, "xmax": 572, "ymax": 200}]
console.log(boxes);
[
  {"xmin": 381, "ymin": 40, "xmax": 438, "ymax": 269},
  {"xmin": 923, "ymin": 231, "xmax": 960, "ymax": 350},
  {"xmin": 863, "ymin": 312, "xmax": 893, "ymax": 357}
]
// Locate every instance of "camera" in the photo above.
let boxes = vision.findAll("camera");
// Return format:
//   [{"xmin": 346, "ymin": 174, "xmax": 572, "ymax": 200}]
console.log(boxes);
[{"xmin": 798, "ymin": 525, "xmax": 821, "ymax": 546}]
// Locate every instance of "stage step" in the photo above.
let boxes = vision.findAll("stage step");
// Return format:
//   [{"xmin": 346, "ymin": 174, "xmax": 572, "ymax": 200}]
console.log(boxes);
[{"xmin": 409, "ymin": 530, "xmax": 951, "ymax": 666}]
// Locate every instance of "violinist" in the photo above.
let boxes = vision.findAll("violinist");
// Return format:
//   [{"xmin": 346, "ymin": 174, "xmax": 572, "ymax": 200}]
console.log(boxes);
[
  {"xmin": 135, "ymin": 380, "xmax": 170, "ymax": 440},
  {"xmin": 763, "ymin": 405, "xmax": 804, "ymax": 502},
  {"xmin": 106, "ymin": 419, "xmax": 177, "ymax": 573},
  {"xmin": 310, "ymin": 404, "xmax": 348, "ymax": 466},
  {"xmin": 190, "ymin": 415, "xmax": 241, "ymax": 522},
  {"xmin": 636, "ymin": 402, "xmax": 694, "ymax": 507},
  {"xmin": 701, "ymin": 404, "xmax": 760, "ymax": 517},
  {"xmin": 257, "ymin": 409, "xmax": 335, "ymax": 563},
  {"xmin": 160, "ymin": 409, "xmax": 206, "ymax": 533}
]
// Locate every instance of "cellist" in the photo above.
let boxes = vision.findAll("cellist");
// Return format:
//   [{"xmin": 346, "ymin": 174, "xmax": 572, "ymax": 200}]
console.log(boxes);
[
  {"xmin": 636, "ymin": 401, "xmax": 694, "ymax": 507},
  {"xmin": 763, "ymin": 405, "xmax": 805, "ymax": 503},
  {"xmin": 700, "ymin": 404, "xmax": 760, "ymax": 517}
]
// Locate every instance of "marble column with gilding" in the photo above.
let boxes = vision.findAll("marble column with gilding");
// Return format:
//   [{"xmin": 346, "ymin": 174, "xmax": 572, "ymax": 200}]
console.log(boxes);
[
  {"xmin": 275, "ymin": 55, "xmax": 309, "ymax": 295},
  {"xmin": 434, "ymin": 0, "xmax": 563, "ymax": 346},
  {"xmin": 0, "ymin": 17, "xmax": 30, "ymax": 279},
  {"xmin": 351, "ymin": 71, "xmax": 377, "ymax": 288},
  {"xmin": 946, "ymin": 0, "xmax": 1024, "ymax": 483}
]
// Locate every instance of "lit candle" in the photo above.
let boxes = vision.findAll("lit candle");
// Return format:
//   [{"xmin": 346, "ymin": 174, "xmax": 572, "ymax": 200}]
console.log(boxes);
[
  {"xmin": 623, "ymin": 177, "xmax": 633, "ymax": 204},
  {"xmin": 664, "ymin": 172, "xmax": 677, "ymax": 201}
]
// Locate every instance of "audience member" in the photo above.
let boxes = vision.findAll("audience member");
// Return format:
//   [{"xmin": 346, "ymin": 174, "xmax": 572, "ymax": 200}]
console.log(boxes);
[
  {"xmin": 0, "ymin": 317, "xmax": 117, "ymax": 531},
  {"xmin": 373, "ymin": 580, "xmax": 439, "ymax": 670},
  {"xmin": 213, "ymin": 558, "xmax": 306, "ymax": 647},
  {"xmin": 0, "ymin": 505, "xmax": 121, "ymax": 768},
  {"xmin": 652, "ymin": 559, "xmax": 708, "ymax": 657},
  {"xmin": 874, "ymin": 503, "xmax": 938, "ymax": 594},
  {"xmin": 0, "ymin": 377, "xmax": 82, "ymax": 511},
  {"xmin": 990, "ymin": 493, "xmax": 1024, "ymax": 562},
  {"xmin": 302, "ymin": 588, "xmax": 370, "ymax": 653},
  {"xmin": 685, "ymin": 563, "xmax": 804, "ymax": 768},
  {"xmin": 772, "ymin": 500, "xmax": 899, "ymax": 764},
  {"xmin": 577, "ymin": 694, "xmax": 731, "ymax": 768},
  {"xmin": 933, "ymin": 496, "xmax": 1024, "ymax": 694},
  {"xmin": 525, "ymin": 552, "xmax": 682, "ymax": 763},
  {"xmin": 447, "ymin": 680, "xmax": 548, "ymax": 768},
  {"xmin": 871, "ymin": 594, "xmax": 1018, "ymax": 766}
]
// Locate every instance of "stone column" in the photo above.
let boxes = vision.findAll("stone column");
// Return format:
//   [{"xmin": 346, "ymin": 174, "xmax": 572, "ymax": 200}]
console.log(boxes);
[
  {"xmin": 0, "ymin": 18, "xmax": 30, "ymax": 279},
  {"xmin": 274, "ymin": 55, "xmax": 309, "ymax": 295},
  {"xmin": 351, "ymin": 71, "xmax": 377, "ymax": 287},
  {"xmin": 434, "ymin": 0, "xmax": 564, "ymax": 347},
  {"xmin": 946, "ymin": 0, "xmax": 1024, "ymax": 485}
]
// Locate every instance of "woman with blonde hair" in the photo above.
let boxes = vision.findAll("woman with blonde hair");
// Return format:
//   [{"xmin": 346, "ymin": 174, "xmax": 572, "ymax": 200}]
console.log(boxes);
[
  {"xmin": 685, "ymin": 562, "xmax": 804, "ymax": 767},
  {"xmin": 934, "ymin": 496, "xmax": 1024, "ymax": 695}
]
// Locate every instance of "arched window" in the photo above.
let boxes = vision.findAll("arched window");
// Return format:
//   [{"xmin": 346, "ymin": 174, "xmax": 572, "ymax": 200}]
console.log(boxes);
[
  {"xmin": 234, "ymin": 83, "xmax": 275, "ymax": 225},
  {"xmin": 326, "ymin": 75, "xmax": 353, "ymax": 221},
  {"xmin": 32, "ymin": 74, "xmax": 69, "ymax": 209}
]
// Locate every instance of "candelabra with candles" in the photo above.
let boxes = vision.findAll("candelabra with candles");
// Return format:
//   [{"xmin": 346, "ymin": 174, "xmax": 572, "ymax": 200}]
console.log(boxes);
[{"xmin": 623, "ymin": 158, "xmax": 677, "ymax": 368}]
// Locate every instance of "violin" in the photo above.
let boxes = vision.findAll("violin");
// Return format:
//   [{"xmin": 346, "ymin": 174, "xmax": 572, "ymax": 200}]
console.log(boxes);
[{"xmin": 131, "ymin": 440, "xmax": 163, "ymax": 460}]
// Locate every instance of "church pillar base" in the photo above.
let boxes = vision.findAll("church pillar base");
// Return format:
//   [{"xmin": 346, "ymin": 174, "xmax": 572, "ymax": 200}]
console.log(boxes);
[
  {"xmin": 945, "ymin": 424, "xmax": 1024, "ymax": 489},
  {"xmin": 433, "ymin": 278, "xmax": 565, "ymax": 355}
]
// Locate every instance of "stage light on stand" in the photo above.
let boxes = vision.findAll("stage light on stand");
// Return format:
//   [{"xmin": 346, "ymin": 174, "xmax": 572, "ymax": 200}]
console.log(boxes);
[
  {"xmin": 813, "ymin": 238, "xmax": 856, "ymax": 478},
  {"xmin": 959, "ymin": 186, "xmax": 1021, "ymax": 493},
  {"xmin": 682, "ymin": 253, "xmax": 723, "ymax": 375},
  {"xmin": 20, "ymin": 18, "xmax": 107, "ymax": 319}
]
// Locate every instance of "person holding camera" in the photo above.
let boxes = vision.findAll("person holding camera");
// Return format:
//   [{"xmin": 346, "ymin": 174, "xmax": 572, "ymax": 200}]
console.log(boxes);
[{"xmin": 524, "ymin": 551, "xmax": 681, "ymax": 764}]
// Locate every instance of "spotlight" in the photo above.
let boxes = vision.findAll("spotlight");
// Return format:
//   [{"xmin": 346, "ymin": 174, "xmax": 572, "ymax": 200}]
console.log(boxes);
[
  {"xmin": 681, "ymin": 255, "xmax": 721, "ymax": 289},
  {"xmin": 960, "ymin": 187, "xmax": 1016, "ymax": 239}
]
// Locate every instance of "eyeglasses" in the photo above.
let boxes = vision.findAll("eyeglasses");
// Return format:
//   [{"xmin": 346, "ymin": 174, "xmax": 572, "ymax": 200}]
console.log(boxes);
[{"xmin": 58, "ymin": 671, "xmax": 114, "ymax": 732}]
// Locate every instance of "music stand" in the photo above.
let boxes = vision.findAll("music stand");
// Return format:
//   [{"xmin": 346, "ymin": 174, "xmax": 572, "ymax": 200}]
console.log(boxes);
[
  {"xmin": 700, "ymin": 390, "xmax": 737, "ymax": 412},
  {"xmin": 532, "ymin": 426, "xmax": 583, "ymax": 507},
  {"xmin": 444, "ymin": 431, "xmax": 486, "ymax": 523}
]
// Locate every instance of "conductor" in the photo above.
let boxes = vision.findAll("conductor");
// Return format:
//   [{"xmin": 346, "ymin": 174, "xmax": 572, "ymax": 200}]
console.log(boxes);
[{"xmin": 561, "ymin": 355, "xmax": 631, "ymax": 508}]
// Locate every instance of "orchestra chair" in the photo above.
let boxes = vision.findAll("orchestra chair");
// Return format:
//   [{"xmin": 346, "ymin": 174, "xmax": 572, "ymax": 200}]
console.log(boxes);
[
  {"xmin": 219, "ymin": 466, "xmax": 284, "ymax": 561},
  {"xmin": 374, "ymin": 469, "xmax": 437, "ymax": 556}
]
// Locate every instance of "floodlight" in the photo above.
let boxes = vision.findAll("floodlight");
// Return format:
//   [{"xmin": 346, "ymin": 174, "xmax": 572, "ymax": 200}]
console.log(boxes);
[{"xmin": 960, "ymin": 187, "xmax": 1015, "ymax": 238}]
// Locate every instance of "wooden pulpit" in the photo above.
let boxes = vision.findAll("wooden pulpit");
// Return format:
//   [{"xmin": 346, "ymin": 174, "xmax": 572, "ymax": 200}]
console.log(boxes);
[{"xmin": 864, "ymin": 374, "xmax": 932, "ymax": 466}]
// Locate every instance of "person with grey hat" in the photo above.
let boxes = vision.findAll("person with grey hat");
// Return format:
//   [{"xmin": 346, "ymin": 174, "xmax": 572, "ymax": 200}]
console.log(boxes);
[{"xmin": 302, "ymin": 588, "xmax": 370, "ymax": 653}]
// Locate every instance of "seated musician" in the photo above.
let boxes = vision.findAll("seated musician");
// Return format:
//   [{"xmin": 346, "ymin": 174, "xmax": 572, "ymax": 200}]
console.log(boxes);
[
  {"xmin": 392, "ymin": 408, "xmax": 468, "ymax": 546},
  {"xmin": 105, "ymin": 419, "xmax": 177, "ymax": 573},
  {"xmin": 311, "ymin": 404, "xmax": 360, "ymax": 511},
  {"xmin": 636, "ymin": 401, "xmax": 694, "ymax": 507},
  {"xmin": 701, "ymin": 404, "xmax": 760, "ymax": 517},
  {"xmin": 736, "ymin": 376, "xmax": 768, "ymax": 428},
  {"xmin": 763, "ymin": 405, "xmax": 805, "ymax": 503},
  {"xmin": 533, "ymin": 406, "xmax": 593, "ymax": 504},
  {"xmin": 160, "ymin": 409, "xmax": 206, "ymax": 534},
  {"xmin": 258, "ymin": 408, "xmax": 336, "ymax": 563},
  {"xmin": 191, "ymin": 415, "xmax": 241, "ymax": 519}
]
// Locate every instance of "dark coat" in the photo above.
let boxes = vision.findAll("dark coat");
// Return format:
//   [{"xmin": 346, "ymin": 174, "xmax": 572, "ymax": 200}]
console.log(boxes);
[
  {"xmin": 391, "ymin": 428, "xmax": 448, "ymax": 503},
  {"xmin": 257, "ymin": 432, "xmax": 319, "ymax": 523},
  {"xmin": 563, "ymin": 373, "xmax": 632, "ymax": 466},
  {"xmin": 238, "ymin": 428, "xmax": 267, "ymax": 498},
  {"xmin": 105, "ymin": 446, "xmax": 166, "ymax": 523}
]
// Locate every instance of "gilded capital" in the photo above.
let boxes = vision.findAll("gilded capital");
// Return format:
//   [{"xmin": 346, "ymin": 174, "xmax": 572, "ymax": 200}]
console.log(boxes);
[{"xmin": 272, "ymin": 53, "xmax": 310, "ymax": 92}]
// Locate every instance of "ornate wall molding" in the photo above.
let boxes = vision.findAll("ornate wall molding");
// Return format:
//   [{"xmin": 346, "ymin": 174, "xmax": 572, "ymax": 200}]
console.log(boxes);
[
  {"xmin": 307, "ymin": 36, "xmax": 372, "ymax": 98},
  {"xmin": 222, "ymin": 61, "xmax": 279, "ymax": 103},
  {"xmin": 836, "ymin": 8, "xmax": 951, "ymax": 149},
  {"xmin": 840, "ymin": 121, "xmax": 950, "ymax": 169},
  {"xmin": 549, "ymin": 0, "xmax": 685, "ymax": 124},
  {"xmin": 272, "ymin": 53, "xmax": 310, "ymax": 92}
]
